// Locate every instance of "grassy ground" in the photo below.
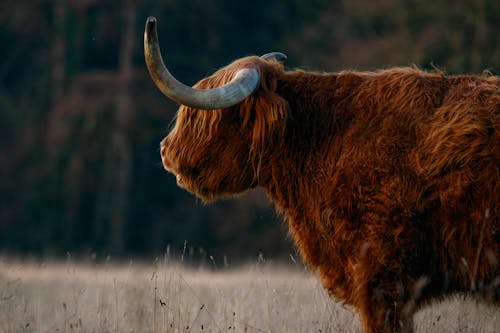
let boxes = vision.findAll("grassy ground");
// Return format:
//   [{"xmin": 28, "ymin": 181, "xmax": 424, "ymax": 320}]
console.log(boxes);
[{"xmin": 0, "ymin": 257, "xmax": 498, "ymax": 333}]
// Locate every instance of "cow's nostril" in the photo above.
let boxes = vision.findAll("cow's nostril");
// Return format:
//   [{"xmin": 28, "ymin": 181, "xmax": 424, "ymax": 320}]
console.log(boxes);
[{"xmin": 160, "ymin": 145, "xmax": 166, "ymax": 161}]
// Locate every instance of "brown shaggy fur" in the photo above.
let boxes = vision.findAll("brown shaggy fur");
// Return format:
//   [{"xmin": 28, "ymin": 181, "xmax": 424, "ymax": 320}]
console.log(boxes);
[{"xmin": 159, "ymin": 56, "xmax": 500, "ymax": 333}]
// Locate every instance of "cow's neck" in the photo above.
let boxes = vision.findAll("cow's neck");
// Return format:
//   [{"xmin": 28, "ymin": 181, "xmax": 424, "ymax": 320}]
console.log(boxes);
[
  {"xmin": 264, "ymin": 70, "xmax": 363, "ymax": 206},
  {"xmin": 260, "ymin": 70, "xmax": 367, "ymax": 269}
]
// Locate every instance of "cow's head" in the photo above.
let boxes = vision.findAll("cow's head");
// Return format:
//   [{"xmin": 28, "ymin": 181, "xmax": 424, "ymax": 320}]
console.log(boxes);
[{"xmin": 144, "ymin": 17, "xmax": 289, "ymax": 201}]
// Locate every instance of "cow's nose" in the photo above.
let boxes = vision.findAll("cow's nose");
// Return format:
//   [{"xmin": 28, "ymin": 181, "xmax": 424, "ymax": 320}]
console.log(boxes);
[{"xmin": 160, "ymin": 144, "xmax": 174, "ymax": 172}]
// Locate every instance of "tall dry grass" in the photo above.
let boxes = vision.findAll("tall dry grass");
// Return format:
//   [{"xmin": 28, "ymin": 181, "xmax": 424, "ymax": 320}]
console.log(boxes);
[{"xmin": 0, "ymin": 256, "xmax": 498, "ymax": 332}]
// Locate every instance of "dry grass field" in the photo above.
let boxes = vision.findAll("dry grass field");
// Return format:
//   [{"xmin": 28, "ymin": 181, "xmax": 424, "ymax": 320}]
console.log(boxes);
[{"xmin": 0, "ymin": 257, "xmax": 498, "ymax": 333}]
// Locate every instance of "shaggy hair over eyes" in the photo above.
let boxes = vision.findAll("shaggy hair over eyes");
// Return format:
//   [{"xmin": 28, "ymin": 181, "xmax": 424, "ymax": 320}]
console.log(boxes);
[{"xmin": 181, "ymin": 57, "xmax": 289, "ymax": 169}]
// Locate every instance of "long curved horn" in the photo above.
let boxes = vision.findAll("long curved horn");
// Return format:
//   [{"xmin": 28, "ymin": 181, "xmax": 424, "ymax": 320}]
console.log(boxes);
[{"xmin": 144, "ymin": 16, "xmax": 259, "ymax": 110}]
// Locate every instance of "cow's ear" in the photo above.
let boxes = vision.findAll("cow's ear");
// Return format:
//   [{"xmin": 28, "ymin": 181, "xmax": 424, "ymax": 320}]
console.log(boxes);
[{"xmin": 239, "ymin": 89, "xmax": 289, "ymax": 159}]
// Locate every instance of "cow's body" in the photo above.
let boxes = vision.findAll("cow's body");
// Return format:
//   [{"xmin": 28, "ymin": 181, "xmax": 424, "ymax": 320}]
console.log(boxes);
[
  {"xmin": 145, "ymin": 17, "xmax": 499, "ymax": 333},
  {"xmin": 266, "ymin": 68, "xmax": 499, "ymax": 332}
]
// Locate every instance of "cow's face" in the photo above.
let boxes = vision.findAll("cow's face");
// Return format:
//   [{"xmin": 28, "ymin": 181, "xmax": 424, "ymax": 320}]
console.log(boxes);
[
  {"xmin": 159, "ymin": 58, "xmax": 289, "ymax": 201},
  {"xmin": 160, "ymin": 107, "xmax": 253, "ymax": 201}
]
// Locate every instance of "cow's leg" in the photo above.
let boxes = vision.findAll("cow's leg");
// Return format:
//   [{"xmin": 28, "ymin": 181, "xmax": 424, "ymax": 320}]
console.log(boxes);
[
  {"xmin": 351, "ymin": 259, "xmax": 417, "ymax": 333},
  {"xmin": 357, "ymin": 291, "xmax": 414, "ymax": 333}
]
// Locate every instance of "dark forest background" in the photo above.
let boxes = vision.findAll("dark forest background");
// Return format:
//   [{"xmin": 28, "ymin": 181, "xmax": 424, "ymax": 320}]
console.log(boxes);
[{"xmin": 1, "ymin": 0, "xmax": 498, "ymax": 262}]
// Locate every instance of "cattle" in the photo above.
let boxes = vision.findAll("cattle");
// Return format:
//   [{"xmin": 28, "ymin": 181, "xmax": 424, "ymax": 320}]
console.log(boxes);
[{"xmin": 144, "ymin": 17, "xmax": 499, "ymax": 333}]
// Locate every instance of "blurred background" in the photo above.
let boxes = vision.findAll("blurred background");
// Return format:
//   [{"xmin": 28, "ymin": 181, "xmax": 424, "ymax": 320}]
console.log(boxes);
[{"xmin": 1, "ymin": 0, "xmax": 498, "ymax": 262}]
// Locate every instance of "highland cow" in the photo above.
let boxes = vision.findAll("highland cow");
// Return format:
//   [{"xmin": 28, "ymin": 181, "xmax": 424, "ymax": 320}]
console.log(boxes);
[{"xmin": 144, "ymin": 17, "xmax": 499, "ymax": 333}]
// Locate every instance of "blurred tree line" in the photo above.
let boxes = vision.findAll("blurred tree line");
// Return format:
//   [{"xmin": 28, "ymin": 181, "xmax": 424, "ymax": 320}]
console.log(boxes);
[{"xmin": 0, "ymin": 0, "xmax": 498, "ymax": 262}]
